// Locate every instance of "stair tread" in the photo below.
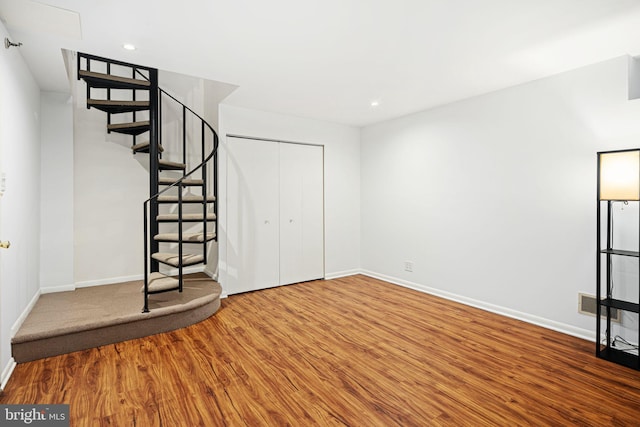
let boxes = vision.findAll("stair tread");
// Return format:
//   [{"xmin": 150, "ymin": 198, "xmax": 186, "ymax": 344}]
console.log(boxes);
[
  {"xmin": 108, "ymin": 120, "xmax": 150, "ymax": 136},
  {"xmin": 154, "ymin": 232, "xmax": 216, "ymax": 242},
  {"xmin": 157, "ymin": 194, "xmax": 216, "ymax": 203},
  {"xmin": 159, "ymin": 177, "xmax": 204, "ymax": 186},
  {"xmin": 143, "ymin": 272, "xmax": 179, "ymax": 293},
  {"xmin": 159, "ymin": 159, "xmax": 187, "ymax": 170},
  {"xmin": 156, "ymin": 213, "xmax": 216, "ymax": 222},
  {"xmin": 108, "ymin": 120, "xmax": 150, "ymax": 130},
  {"xmin": 79, "ymin": 70, "xmax": 151, "ymax": 90},
  {"xmin": 132, "ymin": 141, "xmax": 164, "ymax": 153},
  {"xmin": 88, "ymin": 99, "xmax": 149, "ymax": 106},
  {"xmin": 87, "ymin": 99, "xmax": 149, "ymax": 114},
  {"xmin": 151, "ymin": 252, "xmax": 204, "ymax": 268}
]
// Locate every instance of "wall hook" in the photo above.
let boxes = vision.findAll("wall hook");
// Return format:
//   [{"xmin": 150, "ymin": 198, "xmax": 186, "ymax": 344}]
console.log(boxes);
[{"xmin": 4, "ymin": 38, "xmax": 22, "ymax": 49}]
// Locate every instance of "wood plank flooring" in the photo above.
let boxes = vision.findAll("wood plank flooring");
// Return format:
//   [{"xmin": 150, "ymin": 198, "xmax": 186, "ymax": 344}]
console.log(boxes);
[{"xmin": 2, "ymin": 275, "xmax": 640, "ymax": 426}]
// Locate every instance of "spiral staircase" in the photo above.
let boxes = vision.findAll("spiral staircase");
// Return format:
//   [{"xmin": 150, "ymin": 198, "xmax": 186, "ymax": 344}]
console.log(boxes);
[
  {"xmin": 9, "ymin": 53, "xmax": 225, "ymax": 363},
  {"xmin": 77, "ymin": 52, "xmax": 219, "ymax": 312}
]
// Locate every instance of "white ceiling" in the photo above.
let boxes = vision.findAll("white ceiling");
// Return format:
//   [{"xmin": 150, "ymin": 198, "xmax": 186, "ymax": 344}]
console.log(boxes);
[{"xmin": 2, "ymin": 0, "xmax": 640, "ymax": 127}]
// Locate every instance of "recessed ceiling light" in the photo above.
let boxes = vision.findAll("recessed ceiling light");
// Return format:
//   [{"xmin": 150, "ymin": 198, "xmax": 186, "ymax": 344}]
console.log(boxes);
[
  {"xmin": 370, "ymin": 100, "xmax": 380, "ymax": 107},
  {"xmin": 123, "ymin": 43, "xmax": 136, "ymax": 51}
]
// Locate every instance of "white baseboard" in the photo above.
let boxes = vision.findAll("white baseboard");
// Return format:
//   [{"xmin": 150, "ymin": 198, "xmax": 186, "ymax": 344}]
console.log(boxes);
[
  {"xmin": 41, "ymin": 284, "xmax": 75, "ymax": 294},
  {"xmin": 11, "ymin": 291, "xmax": 41, "ymax": 338},
  {"xmin": 75, "ymin": 266, "xmax": 205, "ymax": 289},
  {"xmin": 1, "ymin": 358, "xmax": 16, "ymax": 391},
  {"xmin": 75, "ymin": 273, "xmax": 143, "ymax": 288},
  {"xmin": 325, "ymin": 269, "xmax": 361, "ymax": 280},
  {"xmin": 360, "ymin": 270, "xmax": 595, "ymax": 343},
  {"xmin": 203, "ymin": 265, "xmax": 218, "ymax": 281},
  {"xmin": 3, "ymin": 292, "xmax": 43, "ymax": 390}
]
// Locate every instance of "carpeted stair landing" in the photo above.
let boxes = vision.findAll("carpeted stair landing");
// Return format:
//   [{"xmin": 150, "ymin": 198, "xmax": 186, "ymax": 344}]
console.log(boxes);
[{"xmin": 12, "ymin": 273, "xmax": 222, "ymax": 363}]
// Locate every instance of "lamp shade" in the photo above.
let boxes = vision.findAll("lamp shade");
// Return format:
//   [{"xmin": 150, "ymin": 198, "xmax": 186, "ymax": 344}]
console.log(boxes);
[{"xmin": 599, "ymin": 150, "xmax": 640, "ymax": 201}]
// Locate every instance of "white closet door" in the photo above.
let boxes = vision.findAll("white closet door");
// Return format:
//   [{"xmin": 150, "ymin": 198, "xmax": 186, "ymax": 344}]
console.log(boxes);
[
  {"xmin": 226, "ymin": 137, "xmax": 280, "ymax": 293},
  {"xmin": 279, "ymin": 143, "xmax": 324, "ymax": 285}
]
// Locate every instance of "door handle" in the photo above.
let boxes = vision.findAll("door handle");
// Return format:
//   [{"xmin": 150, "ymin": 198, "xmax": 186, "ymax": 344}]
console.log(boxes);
[{"xmin": 0, "ymin": 241, "xmax": 10, "ymax": 249}]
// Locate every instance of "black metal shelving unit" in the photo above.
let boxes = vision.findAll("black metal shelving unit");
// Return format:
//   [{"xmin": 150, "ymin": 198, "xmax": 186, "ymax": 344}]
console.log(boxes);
[{"xmin": 596, "ymin": 148, "xmax": 640, "ymax": 370}]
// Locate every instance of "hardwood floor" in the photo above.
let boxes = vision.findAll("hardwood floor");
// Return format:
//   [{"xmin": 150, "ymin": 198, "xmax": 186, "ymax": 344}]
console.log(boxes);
[{"xmin": 2, "ymin": 275, "xmax": 640, "ymax": 426}]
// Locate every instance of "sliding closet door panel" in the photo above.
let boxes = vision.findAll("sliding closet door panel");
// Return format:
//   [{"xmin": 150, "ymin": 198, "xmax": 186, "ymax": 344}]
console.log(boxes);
[
  {"xmin": 279, "ymin": 143, "xmax": 324, "ymax": 285},
  {"xmin": 226, "ymin": 137, "xmax": 279, "ymax": 293},
  {"xmin": 300, "ymin": 144, "xmax": 324, "ymax": 281}
]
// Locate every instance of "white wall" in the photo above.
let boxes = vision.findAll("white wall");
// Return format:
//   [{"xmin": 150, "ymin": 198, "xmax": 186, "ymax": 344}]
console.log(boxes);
[
  {"xmin": 72, "ymin": 72, "xmax": 149, "ymax": 286},
  {"xmin": 218, "ymin": 105, "xmax": 361, "ymax": 294},
  {"xmin": 40, "ymin": 92, "xmax": 74, "ymax": 292},
  {"xmin": 361, "ymin": 55, "xmax": 640, "ymax": 340},
  {"xmin": 0, "ymin": 21, "xmax": 41, "ymax": 387}
]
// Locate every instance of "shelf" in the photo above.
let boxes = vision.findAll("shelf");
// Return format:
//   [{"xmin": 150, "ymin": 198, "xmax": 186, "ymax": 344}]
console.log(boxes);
[
  {"xmin": 596, "ymin": 150, "xmax": 640, "ymax": 371},
  {"xmin": 600, "ymin": 249, "xmax": 640, "ymax": 257},
  {"xmin": 600, "ymin": 298, "xmax": 640, "ymax": 313},
  {"xmin": 598, "ymin": 346, "xmax": 640, "ymax": 370}
]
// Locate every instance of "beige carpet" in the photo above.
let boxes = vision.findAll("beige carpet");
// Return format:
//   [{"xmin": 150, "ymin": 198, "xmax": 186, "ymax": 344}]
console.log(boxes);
[{"xmin": 12, "ymin": 273, "xmax": 222, "ymax": 363}]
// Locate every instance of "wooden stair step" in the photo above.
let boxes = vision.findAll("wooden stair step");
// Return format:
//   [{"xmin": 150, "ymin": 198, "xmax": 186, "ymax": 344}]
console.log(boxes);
[
  {"xmin": 151, "ymin": 252, "xmax": 204, "ymax": 268},
  {"xmin": 154, "ymin": 232, "xmax": 216, "ymax": 243},
  {"xmin": 108, "ymin": 120, "xmax": 150, "ymax": 136},
  {"xmin": 87, "ymin": 99, "xmax": 149, "ymax": 114},
  {"xmin": 159, "ymin": 160, "xmax": 186, "ymax": 171},
  {"xmin": 79, "ymin": 70, "xmax": 151, "ymax": 90},
  {"xmin": 157, "ymin": 194, "xmax": 215, "ymax": 203},
  {"xmin": 142, "ymin": 272, "xmax": 179, "ymax": 294},
  {"xmin": 132, "ymin": 141, "xmax": 164, "ymax": 153},
  {"xmin": 156, "ymin": 213, "xmax": 216, "ymax": 222},
  {"xmin": 159, "ymin": 177, "xmax": 204, "ymax": 186}
]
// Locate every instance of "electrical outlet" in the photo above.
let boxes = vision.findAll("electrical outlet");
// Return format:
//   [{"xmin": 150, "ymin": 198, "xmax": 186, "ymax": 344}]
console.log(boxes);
[{"xmin": 404, "ymin": 261, "xmax": 413, "ymax": 272}]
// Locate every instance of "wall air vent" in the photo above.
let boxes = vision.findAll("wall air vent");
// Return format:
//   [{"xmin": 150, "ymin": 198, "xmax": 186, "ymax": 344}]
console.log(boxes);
[{"xmin": 579, "ymin": 293, "xmax": 620, "ymax": 323}]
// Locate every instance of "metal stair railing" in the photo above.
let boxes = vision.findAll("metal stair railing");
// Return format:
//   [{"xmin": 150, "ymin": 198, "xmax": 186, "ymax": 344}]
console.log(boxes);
[
  {"xmin": 76, "ymin": 52, "xmax": 154, "ymax": 131},
  {"xmin": 142, "ymin": 88, "xmax": 219, "ymax": 313}
]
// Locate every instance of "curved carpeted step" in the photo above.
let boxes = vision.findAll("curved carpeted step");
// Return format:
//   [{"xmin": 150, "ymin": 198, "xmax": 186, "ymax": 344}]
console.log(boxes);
[
  {"xmin": 132, "ymin": 140, "xmax": 164, "ymax": 153},
  {"xmin": 156, "ymin": 212, "xmax": 216, "ymax": 222},
  {"xmin": 11, "ymin": 273, "xmax": 222, "ymax": 362},
  {"xmin": 87, "ymin": 99, "xmax": 149, "ymax": 114},
  {"xmin": 108, "ymin": 120, "xmax": 150, "ymax": 135},
  {"xmin": 159, "ymin": 177, "xmax": 204, "ymax": 186},
  {"xmin": 145, "ymin": 272, "xmax": 179, "ymax": 293},
  {"xmin": 157, "ymin": 194, "xmax": 215, "ymax": 203},
  {"xmin": 159, "ymin": 159, "xmax": 186, "ymax": 171},
  {"xmin": 151, "ymin": 252, "xmax": 204, "ymax": 268},
  {"xmin": 154, "ymin": 232, "xmax": 216, "ymax": 243}
]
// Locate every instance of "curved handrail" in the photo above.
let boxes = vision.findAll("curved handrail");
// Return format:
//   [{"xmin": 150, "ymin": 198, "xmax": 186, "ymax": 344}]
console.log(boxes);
[
  {"xmin": 142, "ymin": 86, "xmax": 219, "ymax": 312},
  {"xmin": 158, "ymin": 88, "xmax": 216, "ymax": 135}
]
